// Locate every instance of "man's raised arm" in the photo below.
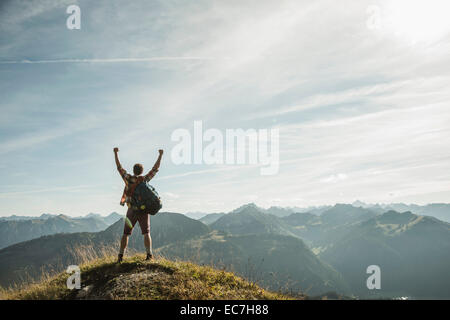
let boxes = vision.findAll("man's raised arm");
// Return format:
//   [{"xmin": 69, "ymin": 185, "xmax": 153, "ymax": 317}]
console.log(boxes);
[
  {"xmin": 145, "ymin": 149, "xmax": 163, "ymax": 180},
  {"xmin": 114, "ymin": 147, "xmax": 123, "ymax": 171}
]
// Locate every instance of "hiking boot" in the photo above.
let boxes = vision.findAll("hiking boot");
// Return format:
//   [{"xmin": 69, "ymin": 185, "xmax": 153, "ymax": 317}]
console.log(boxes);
[
  {"xmin": 117, "ymin": 253, "xmax": 123, "ymax": 263},
  {"xmin": 146, "ymin": 253, "xmax": 153, "ymax": 261}
]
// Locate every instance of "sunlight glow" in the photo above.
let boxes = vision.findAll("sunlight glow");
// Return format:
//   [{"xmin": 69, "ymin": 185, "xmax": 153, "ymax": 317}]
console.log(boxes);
[{"xmin": 383, "ymin": 0, "xmax": 450, "ymax": 44}]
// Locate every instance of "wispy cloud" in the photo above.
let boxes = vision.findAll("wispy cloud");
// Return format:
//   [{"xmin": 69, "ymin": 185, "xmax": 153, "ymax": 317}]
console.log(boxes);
[
  {"xmin": 0, "ymin": 57, "xmax": 225, "ymax": 64},
  {"xmin": 0, "ymin": 185, "xmax": 98, "ymax": 198},
  {"xmin": 320, "ymin": 174, "xmax": 348, "ymax": 183}
]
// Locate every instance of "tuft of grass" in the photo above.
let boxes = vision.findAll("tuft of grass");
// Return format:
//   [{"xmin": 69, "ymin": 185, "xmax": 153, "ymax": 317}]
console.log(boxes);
[{"xmin": 2, "ymin": 255, "xmax": 296, "ymax": 300}]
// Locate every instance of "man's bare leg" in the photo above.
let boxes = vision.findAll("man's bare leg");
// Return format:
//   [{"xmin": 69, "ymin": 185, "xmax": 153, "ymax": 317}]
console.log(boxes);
[
  {"xmin": 118, "ymin": 234, "xmax": 129, "ymax": 263},
  {"xmin": 120, "ymin": 234, "xmax": 129, "ymax": 253},
  {"xmin": 144, "ymin": 233, "xmax": 153, "ymax": 260}
]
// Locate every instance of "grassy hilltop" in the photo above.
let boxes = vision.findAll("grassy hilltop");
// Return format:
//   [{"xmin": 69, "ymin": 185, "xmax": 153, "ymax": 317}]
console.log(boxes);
[{"xmin": 0, "ymin": 255, "xmax": 298, "ymax": 300}]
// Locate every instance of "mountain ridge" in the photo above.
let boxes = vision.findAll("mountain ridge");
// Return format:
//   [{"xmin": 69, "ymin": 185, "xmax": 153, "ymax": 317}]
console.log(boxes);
[
  {"xmin": 0, "ymin": 214, "xmax": 122, "ymax": 249},
  {"xmin": 319, "ymin": 210, "xmax": 450, "ymax": 298}
]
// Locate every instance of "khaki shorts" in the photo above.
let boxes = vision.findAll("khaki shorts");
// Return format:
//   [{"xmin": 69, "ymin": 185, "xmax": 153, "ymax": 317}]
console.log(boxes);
[{"xmin": 123, "ymin": 207, "xmax": 150, "ymax": 235}]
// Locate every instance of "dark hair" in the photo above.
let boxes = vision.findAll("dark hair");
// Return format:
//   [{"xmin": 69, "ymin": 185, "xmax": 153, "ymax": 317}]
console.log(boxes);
[{"xmin": 133, "ymin": 163, "xmax": 144, "ymax": 175}]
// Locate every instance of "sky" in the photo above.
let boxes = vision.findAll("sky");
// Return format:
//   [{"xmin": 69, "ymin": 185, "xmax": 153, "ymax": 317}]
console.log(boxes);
[{"xmin": 0, "ymin": 0, "xmax": 450, "ymax": 216}]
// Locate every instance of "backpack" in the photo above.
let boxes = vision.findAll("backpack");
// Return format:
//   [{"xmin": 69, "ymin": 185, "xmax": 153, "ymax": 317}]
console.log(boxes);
[{"xmin": 130, "ymin": 180, "xmax": 162, "ymax": 215}]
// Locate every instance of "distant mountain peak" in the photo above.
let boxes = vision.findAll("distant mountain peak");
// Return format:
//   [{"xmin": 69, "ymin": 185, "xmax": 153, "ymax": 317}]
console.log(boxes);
[
  {"xmin": 86, "ymin": 213, "xmax": 102, "ymax": 218},
  {"xmin": 107, "ymin": 212, "xmax": 121, "ymax": 217},
  {"xmin": 333, "ymin": 203, "xmax": 354, "ymax": 208},
  {"xmin": 352, "ymin": 200, "xmax": 366, "ymax": 207},
  {"xmin": 39, "ymin": 213, "xmax": 56, "ymax": 219},
  {"xmin": 243, "ymin": 202, "xmax": 258, "ymax": 208},
  {"xmin": 377, "ymin": 210, "xmax": 417, "ymax": 225},
  {"xmin": 265, "ymin": 206, "xmax": 295, "ymax": 217},
  {"xmin": 230, "ymin": 203, "xmax": 262, "ymax": 214},
  {"xmin": 267, "ymin": 205, "xmax": 284, "ymax": 210},
  {"xmin": 382, "ymin": 210, "xmax": 415, "ymax": 217}
]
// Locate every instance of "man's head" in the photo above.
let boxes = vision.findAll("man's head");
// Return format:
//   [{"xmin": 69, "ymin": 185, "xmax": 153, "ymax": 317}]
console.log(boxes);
[{"xmin": 133, "ymin": 163, "xmax": 144, "ymax": 176}]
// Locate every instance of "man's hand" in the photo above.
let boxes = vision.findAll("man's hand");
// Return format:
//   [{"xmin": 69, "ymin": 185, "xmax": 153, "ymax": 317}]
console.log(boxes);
[
  {"xmin": 114, "ymin": 147, "xmax": 119, "ymax": 153},
  {"xmin": 158, "ymin": 149, "xmax": 164, "ymax": 155}
]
